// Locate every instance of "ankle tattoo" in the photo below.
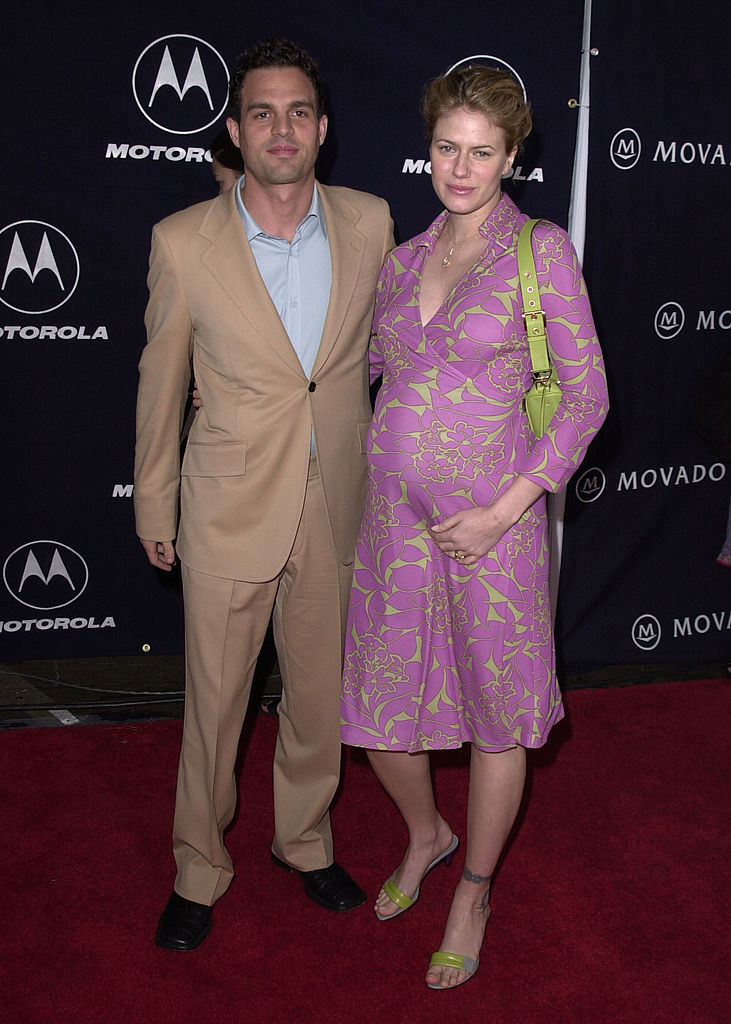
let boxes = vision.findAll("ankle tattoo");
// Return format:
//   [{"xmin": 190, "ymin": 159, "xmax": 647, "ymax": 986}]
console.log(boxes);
[{"xmin": 462, "ymin": 867, "xmax": 491, "ymax": 885}]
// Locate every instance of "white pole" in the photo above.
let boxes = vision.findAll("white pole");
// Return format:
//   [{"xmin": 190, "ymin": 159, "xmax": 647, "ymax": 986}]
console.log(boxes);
[
  {"xmin": 549, "ymin": 0, "xmax": 593, "ymax": 616},
  {"xmin": 567, "ymin": 0, "xmax": 593, "ymax": 263}
]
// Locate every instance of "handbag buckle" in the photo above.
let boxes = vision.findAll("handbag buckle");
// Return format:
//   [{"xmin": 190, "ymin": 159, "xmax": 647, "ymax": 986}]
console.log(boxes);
[
  {"xmin": 531, "ymin": 369, "xmax": 553, "ymax": 386},
  {"xmin": 522, "ymin": 310, "xmax": 546, "ymax": 335}
]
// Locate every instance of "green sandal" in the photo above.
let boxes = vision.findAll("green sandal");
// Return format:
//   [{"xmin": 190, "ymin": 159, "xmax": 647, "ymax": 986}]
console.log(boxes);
[
  {"xmin": 375, "ymin": 833, "xmax": 458, "ymax": 921},
  {"xmin": 427, "ymin": 951, "xmax": 479, "ymax": 990}
]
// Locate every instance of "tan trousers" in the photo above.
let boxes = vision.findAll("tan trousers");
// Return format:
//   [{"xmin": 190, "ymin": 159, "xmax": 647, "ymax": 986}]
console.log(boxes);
[{"xmin": 172, "ymin": 456, "xmax": 353, "ymax": 906}]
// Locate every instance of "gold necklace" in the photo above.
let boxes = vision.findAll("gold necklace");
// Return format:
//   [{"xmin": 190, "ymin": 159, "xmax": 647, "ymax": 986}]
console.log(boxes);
[{"xmin": 441, "ymin": 224, "xmax": 478, "ymax": 268}]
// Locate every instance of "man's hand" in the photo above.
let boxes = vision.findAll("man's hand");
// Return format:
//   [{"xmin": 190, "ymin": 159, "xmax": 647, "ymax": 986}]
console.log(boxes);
[{"xmin": 141, "ymin": 539, "xmax": 177, "ymax": 572}]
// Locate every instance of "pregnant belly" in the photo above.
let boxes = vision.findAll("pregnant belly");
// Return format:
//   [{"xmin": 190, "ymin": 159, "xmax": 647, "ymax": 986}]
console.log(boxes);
[{"xmin": 367, "ymin": 400, "xmax": 509, "ymax": 519}]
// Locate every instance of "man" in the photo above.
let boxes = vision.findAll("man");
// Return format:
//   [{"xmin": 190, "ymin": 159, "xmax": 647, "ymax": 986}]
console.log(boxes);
[{"xmin": 134, "ymin": 39, "xmax": 393, "ymax": 951}]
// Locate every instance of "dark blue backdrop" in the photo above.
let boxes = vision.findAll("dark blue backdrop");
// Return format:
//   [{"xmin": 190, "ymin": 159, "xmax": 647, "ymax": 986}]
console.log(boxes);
[{"xmin": 2, "ymin": 1, "xmax": 728, "ymax": 668}]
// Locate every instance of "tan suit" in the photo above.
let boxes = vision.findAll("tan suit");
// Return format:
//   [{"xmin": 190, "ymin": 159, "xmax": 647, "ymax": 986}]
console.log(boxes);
[{"xmin": 135, "ymin": 182, "xmax": 393, "ymax": 905}]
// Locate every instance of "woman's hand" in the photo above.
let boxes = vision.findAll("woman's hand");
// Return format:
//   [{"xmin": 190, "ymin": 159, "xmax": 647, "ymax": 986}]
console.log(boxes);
[
  {"xmin": 428, "ymin": 505, "xmax": 513, "ymax": 565},
  {"xmin": 429, "ymin": 477, "xmax": 545, "ymax": 566}
]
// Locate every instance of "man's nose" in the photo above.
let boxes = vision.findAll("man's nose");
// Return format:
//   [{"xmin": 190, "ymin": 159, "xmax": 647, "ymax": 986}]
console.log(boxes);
[{"xmin": 271, "ymin": 113, "xmax": 293, "ymax": 135}]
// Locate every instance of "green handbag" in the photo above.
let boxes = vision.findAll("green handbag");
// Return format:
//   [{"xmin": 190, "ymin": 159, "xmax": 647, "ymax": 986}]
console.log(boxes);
[{"xmin": 518, "ymin": 218, "xmax": 562, "ymax": 438}]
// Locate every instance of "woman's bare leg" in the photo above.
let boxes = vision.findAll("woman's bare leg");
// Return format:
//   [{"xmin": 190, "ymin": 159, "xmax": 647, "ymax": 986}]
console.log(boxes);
[
  {"xmin": 426, "ymin": 744, "xmax": 526, "ymax": 988},
  {"xmin": 367, "ymin": 749, "xmax": 455, "ymax": 918}
]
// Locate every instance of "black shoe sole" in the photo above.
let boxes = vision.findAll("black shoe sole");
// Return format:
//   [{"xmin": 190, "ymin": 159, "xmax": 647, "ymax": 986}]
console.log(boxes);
[
  {"xmin": 303, "ymin": 888, "xmax": 366, "ymax": 912},
  {"xmin": 154, "ymin": 916, "xmax": 212, "ymax": 951}
]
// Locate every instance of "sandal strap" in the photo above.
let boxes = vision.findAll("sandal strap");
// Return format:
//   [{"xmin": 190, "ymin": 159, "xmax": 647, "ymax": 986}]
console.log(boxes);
[
  {"xmin": 429, "ymin": 951, "xmax": 479, "ymax": 973},
  {"xmin": 382, "ymin": 876, "xmax": 415, "ymax": 910}
]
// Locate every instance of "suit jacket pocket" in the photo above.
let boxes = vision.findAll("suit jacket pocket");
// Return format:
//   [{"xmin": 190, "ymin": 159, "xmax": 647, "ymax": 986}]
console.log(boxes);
[{"xmin": 181, "ymin": 441, "xmax": 247, "ymax": 477}]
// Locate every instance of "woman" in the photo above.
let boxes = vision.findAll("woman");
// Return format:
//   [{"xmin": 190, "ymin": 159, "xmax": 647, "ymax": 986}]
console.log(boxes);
[
  {"xmin": 340, "ymin": 66, "xmax": 608, "ymax": 990},
  {"xmin": 210, "ymin": 127, "xmax": 244, "ymax": 193}
]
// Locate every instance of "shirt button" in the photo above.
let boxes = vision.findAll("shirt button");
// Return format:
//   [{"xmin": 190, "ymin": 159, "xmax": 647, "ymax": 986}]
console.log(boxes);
[{"xmin": 308, "ymin": 381, "xmax": 316, "ymax": 392}]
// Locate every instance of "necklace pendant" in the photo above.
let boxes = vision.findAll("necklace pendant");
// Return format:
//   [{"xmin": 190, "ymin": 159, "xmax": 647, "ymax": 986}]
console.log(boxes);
[{"xmin": 442, "ymin": 245, "xmax": 455, "ymax": 268}]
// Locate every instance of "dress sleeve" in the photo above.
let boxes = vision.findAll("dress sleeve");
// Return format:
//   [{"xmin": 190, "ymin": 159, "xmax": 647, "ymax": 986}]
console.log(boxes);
[
  {"xmin": 514, "ymin": 221, "xmax": 609, "ymax": 492},
  {"xmin": 368, "ymin": 252, "xmax": 396, "ymax": 384}
]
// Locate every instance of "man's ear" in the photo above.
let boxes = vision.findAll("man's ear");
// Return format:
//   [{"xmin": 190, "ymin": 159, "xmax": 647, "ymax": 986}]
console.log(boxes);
[{"xmin": 226, "ymin": 117, "xmax": 240, "ymax": 148}]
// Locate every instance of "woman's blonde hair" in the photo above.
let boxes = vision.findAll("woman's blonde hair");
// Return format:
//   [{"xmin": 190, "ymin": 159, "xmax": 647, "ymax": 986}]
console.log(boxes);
[{"xmin": 422, "ymin": 66, "xmax": 532, "ymax": 153}]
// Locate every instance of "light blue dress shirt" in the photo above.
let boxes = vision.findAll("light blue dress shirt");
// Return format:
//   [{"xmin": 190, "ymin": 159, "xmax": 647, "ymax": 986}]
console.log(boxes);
[{"xmin": 235, "ymin": 182, "xmax": 332, "ymax": 380}]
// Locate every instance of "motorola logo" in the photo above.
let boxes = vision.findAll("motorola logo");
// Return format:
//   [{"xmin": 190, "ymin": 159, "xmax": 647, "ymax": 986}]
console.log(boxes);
[
  {"xmin": 446, "ymin": 55, "xmax": 527, "ymax": 100},
  {"xmin": 132, "ymin": 35, "xmax": 229, "ymax": 135},
  {"xmin": 0, "ymin": 221, "xmax": 80, "ymax": 314},
  {"xmin": 654, "ymin": 301, "xmax": 685, "ymax": 339},
  {"xmin": 631, "ymin": 613, "xmax": 661, "ymax": 651},
  {"xmin": 574, "ymin": 467, "xmax": 606, "ymax": 504},
  {"xmin": 3, "ymin": 541, "xmax": 89, "ymax": 610},
  {"xmin": 610, "ymin": 128, "xmax": 641, "ymax": 170}
]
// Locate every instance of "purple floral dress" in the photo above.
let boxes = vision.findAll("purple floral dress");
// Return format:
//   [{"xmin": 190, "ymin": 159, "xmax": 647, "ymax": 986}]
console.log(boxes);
[{"xmin": 340, "ymin": 195, "xmax": 608, "ymax": 752}]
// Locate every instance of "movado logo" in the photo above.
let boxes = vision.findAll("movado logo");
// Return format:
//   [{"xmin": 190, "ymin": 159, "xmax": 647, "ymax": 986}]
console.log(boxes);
[
  {"xmin": 446, "ymin": 54, "xmax": 527, "ymax": 100},
  {"xmin": 132, "ymin": 35, "xmax": 229, "ymax": 135},
  {"xmin": 3, "ymin": 541, "xmax": 89, "ymax": 610},
  {"xmin": 654, "ymin": 301, "xmax": 685, "ymax": 340},
  {"xmin": 574, "ymin": 467, "xmax": 606, "ymax": 504},
  {"xmin": 0, "ymin": 221, "xmax": 80, "ymax": 315},
  {"xmin": 631, "ymin": 614, "xmax": 661, "ymax": 651},
  {"xmin": 610, "ymin": 128, "xmax": 641, "ymax": 170}
]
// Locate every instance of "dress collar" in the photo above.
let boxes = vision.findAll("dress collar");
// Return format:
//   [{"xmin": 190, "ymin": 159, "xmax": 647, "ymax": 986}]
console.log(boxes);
[{"xmin": 415, "ymin": 192, "xmax": 522, "ymax": 257}]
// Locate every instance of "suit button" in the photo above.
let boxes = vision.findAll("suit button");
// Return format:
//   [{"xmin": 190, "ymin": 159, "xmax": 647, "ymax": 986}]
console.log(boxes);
[{"xmin": 308, "ymin": 381, "xmax": 316, "ymax": 392}]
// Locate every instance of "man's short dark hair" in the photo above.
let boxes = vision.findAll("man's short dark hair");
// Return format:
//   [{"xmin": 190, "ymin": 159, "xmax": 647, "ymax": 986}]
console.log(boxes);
[{"xmin": 228, "ymin": 39, "xmax": 325, "ymax": 122}]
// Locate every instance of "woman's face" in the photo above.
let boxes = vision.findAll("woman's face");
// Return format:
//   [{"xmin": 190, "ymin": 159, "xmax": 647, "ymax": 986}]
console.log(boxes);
[
  {"xmin": 429, "ymin": 106, "xmax": 516, "ymax": 221},
  {"xmin": 212, "ymin": 157, "xmax": 242, "ymax": 194}
]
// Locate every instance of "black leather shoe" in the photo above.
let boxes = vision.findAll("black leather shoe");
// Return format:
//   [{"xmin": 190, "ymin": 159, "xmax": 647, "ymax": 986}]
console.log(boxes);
[
  {"xmin": 271, "ymin": 852, "xmax": 366, "ymax": 912},
  {"xmin": 154, "ymin": 892, "xmax": 212, "ymax": 951}
]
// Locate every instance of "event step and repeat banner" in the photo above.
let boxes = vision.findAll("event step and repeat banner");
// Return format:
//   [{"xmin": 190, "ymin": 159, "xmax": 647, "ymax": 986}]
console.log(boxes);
[
  {"xmin": 556, "ymin": 2, "xmax": 729, "ymax": 670},
  {"xmin": 3, "ymin": 1, "xmax": 728, "ymax": 669}
]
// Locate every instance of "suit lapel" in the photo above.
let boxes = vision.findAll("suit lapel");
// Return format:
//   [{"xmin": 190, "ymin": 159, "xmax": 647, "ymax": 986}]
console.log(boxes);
[
  {"xmin": 196, "ymin": 184, "xmax": 367, "ymax": 378},
  {"xmin": 313, "ymin": 183, "xmax": 366, "ymax": 374},
  {"xmin": 198, "ymin": 189, "xmax": 304, "ymax": 376}
]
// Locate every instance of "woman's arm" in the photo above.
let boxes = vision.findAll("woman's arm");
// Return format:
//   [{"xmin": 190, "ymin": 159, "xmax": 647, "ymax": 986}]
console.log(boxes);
[{"xmin": 515, "ymin": 221, "xmax": 609, "ymax": 493}]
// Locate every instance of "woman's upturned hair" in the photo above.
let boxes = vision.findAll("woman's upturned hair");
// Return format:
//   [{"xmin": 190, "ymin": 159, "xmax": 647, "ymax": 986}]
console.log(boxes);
[{"xmin": 422, "ymin": 66, "xmax": 532, "ymax": 152}]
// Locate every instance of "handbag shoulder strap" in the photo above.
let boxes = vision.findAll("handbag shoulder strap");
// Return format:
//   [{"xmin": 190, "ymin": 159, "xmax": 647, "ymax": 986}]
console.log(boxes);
[{"xmin": 517, "ymin": 218, "xmax": 551, "ymax": 377}]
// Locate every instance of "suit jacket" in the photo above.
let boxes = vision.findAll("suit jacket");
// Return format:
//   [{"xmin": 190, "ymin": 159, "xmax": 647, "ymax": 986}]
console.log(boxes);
[{"xmin": 134, "ymin": 182, "xmax": 394, "ymax": 581}]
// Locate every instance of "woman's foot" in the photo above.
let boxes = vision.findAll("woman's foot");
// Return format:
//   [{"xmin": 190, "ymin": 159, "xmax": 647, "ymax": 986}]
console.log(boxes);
[
  {"xmin": 425, "ymin": 874, "xmax": 491, "ymax": 989},
  {"xmin": 375, "ymin": 819, "xmax": 456, "ymax": 920}
]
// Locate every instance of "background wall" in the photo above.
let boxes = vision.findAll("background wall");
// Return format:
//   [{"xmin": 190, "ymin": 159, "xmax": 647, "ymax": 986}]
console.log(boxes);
[
  {"xmin": 556, "ymin": 2, "xmax": 729, "ymax": 669},
  {"xmin": 2, "ymin": 1, "xmax": 728, "ymax": 668}
]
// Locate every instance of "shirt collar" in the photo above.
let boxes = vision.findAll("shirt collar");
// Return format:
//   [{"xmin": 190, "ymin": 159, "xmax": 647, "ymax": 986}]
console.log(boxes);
[{"xmin": 235, "ymin": 181, "xmax": 327, "ymax": 242}]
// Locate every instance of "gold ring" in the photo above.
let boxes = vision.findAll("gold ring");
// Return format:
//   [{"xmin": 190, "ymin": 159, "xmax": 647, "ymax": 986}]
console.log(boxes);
[{"xmin": 455, "ymin": 551, "xmax": 465, "ymax": 561}]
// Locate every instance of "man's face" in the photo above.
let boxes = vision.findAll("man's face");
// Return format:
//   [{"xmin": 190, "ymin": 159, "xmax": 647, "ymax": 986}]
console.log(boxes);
[{"xmin": 227, "ymin": 66, "xmax": 327, "ymax": 189}]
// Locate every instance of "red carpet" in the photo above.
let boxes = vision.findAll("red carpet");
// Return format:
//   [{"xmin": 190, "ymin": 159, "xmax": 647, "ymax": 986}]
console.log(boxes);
[{"xmin": 2, "ymin": 680, "xmax": 728, "ymax": 1024}]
